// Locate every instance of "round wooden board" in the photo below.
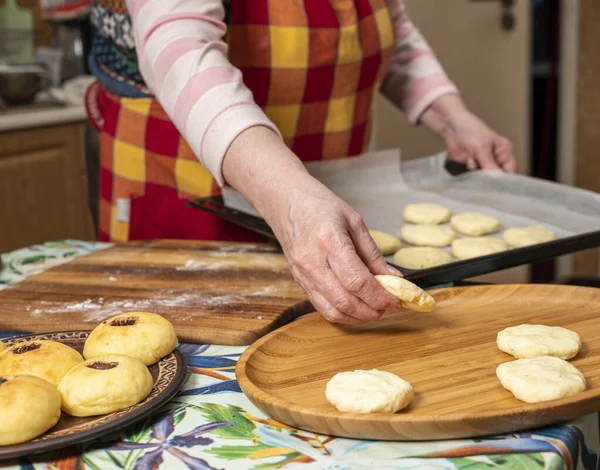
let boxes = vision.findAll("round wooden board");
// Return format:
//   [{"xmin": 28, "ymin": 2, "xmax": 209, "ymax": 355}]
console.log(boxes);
[
  {"xmin": 236, "ymin": 284, "xmax": 600, "ymax": 440},
  {"xmin": 0, "ymin": 331, "xmax": 187, "ymax": 460}
]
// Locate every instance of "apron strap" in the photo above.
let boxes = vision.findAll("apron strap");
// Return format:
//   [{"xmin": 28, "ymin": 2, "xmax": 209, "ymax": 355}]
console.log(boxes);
[{"xmin": 84, "ymin": 81, "xmax": 105, "ymax": 133}]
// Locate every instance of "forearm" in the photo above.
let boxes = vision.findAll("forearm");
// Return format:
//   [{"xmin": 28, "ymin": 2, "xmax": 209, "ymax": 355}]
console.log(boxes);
[
  {"xmin": 382, "ymin": 0, "xmax": 458, "ymax": 124},
  {"xmin": 419, "ymin": 94, "xmax": 468, "ymax": 138},
  {"xmin": 222, "ymin": 126, "xmax": 311, "ymax": 221}
]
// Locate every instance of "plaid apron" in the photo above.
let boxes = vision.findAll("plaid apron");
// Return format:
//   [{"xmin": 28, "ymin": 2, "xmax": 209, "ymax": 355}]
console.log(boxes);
[{"xmin": 92, "ymin": 0, "xmax": 394, "ymax": 242}]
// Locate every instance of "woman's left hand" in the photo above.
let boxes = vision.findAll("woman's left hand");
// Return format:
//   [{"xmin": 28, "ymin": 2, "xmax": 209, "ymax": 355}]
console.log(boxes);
[{"xmin": 420, "ymin": 94, "xmax": 517, "ymax": 173}]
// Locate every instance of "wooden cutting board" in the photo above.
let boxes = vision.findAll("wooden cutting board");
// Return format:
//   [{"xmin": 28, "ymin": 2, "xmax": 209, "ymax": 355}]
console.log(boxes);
[
  {"xmin": 0, "ymin": 240, "xmax": 310, "ymax": 345},
  {"xmin": 237, "ymin": 284, "xmax": 600, "ymax": 440}
]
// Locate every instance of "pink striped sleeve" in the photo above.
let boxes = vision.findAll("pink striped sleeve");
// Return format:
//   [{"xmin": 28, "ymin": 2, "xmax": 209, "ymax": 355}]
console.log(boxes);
[
  {"xmin": 381, "ymin": 0, "xmax": 459, "ymax": 124},
  {"xmin": 126, "ymin": 0, "xmax": 281, "ymax": 186}
]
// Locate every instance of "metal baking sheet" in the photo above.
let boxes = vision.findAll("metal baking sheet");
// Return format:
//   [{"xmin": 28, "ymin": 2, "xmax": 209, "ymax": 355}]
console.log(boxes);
[{"xmin": 191, "ymin": 150, "xmax": 600, "ymax": 287}]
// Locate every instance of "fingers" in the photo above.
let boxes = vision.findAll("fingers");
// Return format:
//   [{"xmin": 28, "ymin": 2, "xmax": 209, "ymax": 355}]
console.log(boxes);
[
  {"xmin": 471, "ymin": 143, "xmax": 500, "ymax": 171},
  {"xmin": 446, "ymin": 132, "xmax": 516, "ymax": 174},
  {"xmin": 446, "ymin": 137, "xmax": 470, "ymax": 165},
  {"xmin": 290, "ymin": 252, "xmax": 385, "ymax": 324},
  {"xmin": 326, "ymin": 228, "xmax": 403, "ymax": 315},
  {"xmin": 494, "ymin": 137, "xmax": 517, "ymax": 173},
  {"xmin": 288, "ymin": 222, "xmax": 404, "ymax": 323},
  {"xmin": 288, "ymin": 234, "xmax": 387, "ymax": 323},
  {"xmin": 307, "ymin": 291, "xmax": 366, "ymax": 325}
]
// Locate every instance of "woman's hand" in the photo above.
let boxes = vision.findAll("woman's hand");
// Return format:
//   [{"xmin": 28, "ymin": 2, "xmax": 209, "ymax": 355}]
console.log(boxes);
[
  {"xmin": 420, "ymin": 94, "xmax": 516, "ymax": 173},
  {"xmin": 268, "ymin": 173, "xmax": 404, "ymax": 324},
  {"xmin": 223, "ymin": 127, "xmax": 403, "ymax": 324}
]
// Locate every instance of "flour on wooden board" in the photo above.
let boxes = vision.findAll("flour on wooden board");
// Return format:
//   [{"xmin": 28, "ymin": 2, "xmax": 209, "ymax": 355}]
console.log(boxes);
[
  {"xmin": 29, "ymin": 285, "xmax": 283, "ymax": 323},
  {"xmin": 175, "ymin": 254, "xmax": 286, "ymax": 272},
  {"xmin": 211, "ymin": 244, "xmax": 270, "ymax": 253}
]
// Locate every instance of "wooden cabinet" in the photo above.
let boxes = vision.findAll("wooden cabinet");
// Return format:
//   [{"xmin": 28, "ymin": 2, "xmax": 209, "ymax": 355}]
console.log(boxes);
[{"xmin": 0, "ymin": 122, "xmax": 94, "ymax": 252}]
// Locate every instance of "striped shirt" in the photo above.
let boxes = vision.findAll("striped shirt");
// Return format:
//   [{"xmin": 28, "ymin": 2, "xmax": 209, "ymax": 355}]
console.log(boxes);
[{"xmin": 126, "ymin": 0, "xmax": 457, "ymax": 185}]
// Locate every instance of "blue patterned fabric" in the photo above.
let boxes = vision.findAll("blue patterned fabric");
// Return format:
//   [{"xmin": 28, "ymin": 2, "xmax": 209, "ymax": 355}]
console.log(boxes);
[{"xmin": 89, "ymin": 0, "xmax": 149, "ymax": 97}]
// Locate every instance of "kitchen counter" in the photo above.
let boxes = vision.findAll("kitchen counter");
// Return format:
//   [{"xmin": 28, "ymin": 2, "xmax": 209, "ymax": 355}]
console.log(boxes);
[
  {"xmin": 0, "ymin": 103, "xmax": 86, "ymax": 132},
  {"xmin": 1, "ymin": 240, "xmax": 599, "ymax": 469}
]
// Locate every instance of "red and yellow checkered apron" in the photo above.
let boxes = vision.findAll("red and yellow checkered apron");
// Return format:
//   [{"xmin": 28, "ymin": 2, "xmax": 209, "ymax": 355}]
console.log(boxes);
[{"xmin": 96, "ymin": 0, "xmax": 394, "ymax": 242}]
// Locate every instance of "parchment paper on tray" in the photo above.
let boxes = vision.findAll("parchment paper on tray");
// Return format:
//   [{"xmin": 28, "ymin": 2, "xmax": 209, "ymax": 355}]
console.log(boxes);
[{"xmin": 222, "ymin": 149, "xmax": 600, "ymax": 249}]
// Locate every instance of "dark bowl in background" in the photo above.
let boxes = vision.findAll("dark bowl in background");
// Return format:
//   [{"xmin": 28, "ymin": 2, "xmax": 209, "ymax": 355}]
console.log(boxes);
[{"xmin": 0, "ymin": 71, "xmax": 45, "ymax": 105}]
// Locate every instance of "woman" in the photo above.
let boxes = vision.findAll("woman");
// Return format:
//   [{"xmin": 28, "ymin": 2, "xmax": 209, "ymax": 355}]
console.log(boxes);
[{"xmin": 87, "ymin": 0, "xmax": 516, "ymax": 324}]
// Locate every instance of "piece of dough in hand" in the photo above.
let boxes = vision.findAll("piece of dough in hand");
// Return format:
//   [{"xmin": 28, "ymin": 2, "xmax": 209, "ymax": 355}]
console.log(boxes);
[
  {"xmin": 326, "ymin": 369, "xmax": 413, "ymax": 413},
  {"xmin": 503, "ymin": 226, "xmax": 557, "ymax": 248},
  {"xmin": 403, "ymin": 203, "xmax": 451, "ymax": 225},
  {"xmin": 369, "ymin": 230, "xmax": 402, "ymax": 255},
  {"xmin": 451, "ymin": 213, "xmax": 500, "ymax": 236},
  {"xmin": 496, "ymin": 356, "xmax": 586, "ymax": 403},
  {"xmin": 84, "ymin": 312, "xmax": 178, "ymax": 366},
  {"xmin": 0, "ymin": 340, "xmax": 83, "ymax": 386},
  {"xmin": 0, "ymin": 375, "xmax": 61, "ymax": 445},
  {"xmin": 452, "ymin": 237, "xmax": 507, "ymax": 260},
  {"xmin": 58, "ymin": 354, "xmax": 153, "ymax": 417},
  {"xmin": 393, "ymin": 247, "xmax": 454, "ymax": 269},
  {"xmin": 375, "ymin": 275, "xmax": 436, "ymax": 312},
  {"xmin": 497, "ymin": 324, "xmax": 581, "ymax": 359},
  {"xmin": 401, "ymin": 224, "xmax": 456, "ymax": 248}
]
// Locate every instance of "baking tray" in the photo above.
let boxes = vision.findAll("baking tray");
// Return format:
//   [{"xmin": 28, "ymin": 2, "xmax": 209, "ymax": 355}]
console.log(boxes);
[{"xmin": 190, "ymin": 150, "xmax": 600, "ymax": 288}]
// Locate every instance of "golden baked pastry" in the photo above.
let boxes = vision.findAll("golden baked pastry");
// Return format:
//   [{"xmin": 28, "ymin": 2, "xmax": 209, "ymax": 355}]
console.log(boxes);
[
  {"xmin": 58, "ymin": 354, "xmax": 153, "ymax": 417},
  {"xmin": 84, "ymin": 312, "xmax": 178, "ymax": 366},
  {"xmin": 0, "ymin": 340, "xmax": 83, "ymax": 386},
  {"xmin": 0, "ymin": 375, "xmax": 61, "ymax": 445}
]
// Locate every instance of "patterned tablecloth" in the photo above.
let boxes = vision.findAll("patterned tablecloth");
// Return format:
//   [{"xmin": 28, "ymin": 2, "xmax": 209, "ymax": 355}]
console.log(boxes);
[{"xmin": 1, "ymin": 240, "xmax": 599, "ymax": 470}]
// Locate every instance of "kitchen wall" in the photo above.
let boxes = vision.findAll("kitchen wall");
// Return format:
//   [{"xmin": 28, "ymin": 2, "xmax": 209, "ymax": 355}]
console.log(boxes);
[{"xmin": 572, "ymin": 0, "xmax": 600, "ymax": 278}]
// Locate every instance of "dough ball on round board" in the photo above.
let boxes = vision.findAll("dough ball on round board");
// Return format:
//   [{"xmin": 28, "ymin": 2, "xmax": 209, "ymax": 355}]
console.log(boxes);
[
  {"xmin": 84, "ymin": 311, "xmax": 178, "ymax": 366},
  {"xmin": 401, "ymin": 224, "xmax": 456, "ymax": 248},
  {"xmin": 503, "ymin": 226, "xmax": 557, "ymax": 248},
  {"xmin": 0, "ymin": 340, "xmax": 83, "ymax": 386},
  {"xmin": 326, "ymin": 369, "xmax": 413, "ymax": 413},
  {"xmin": 58, "ymin": 354, "xmax": 153, "ymax": 417},
  {"xmin": 451, "ymin": 212, "xmax": 500, "ymax": 236},
  {"xmin": 375, "ymin": 275, "xmax": 436, "ymax": 312},
  {"xmin": 497, "ymin": 324, "xmax": 581, "ymax": 360},
  {"xmin": 451, "ymin": 237, "xmax": 508, "ymax": 260},
  {"xmin": 369, "ymin": 230, "xmax": 402, "ymax": 255},
  {"xmin": 496, "ymin": 356, "xmax": 586, "ymax": 403},
  {"xmin": 393, "ymin": 247, "xmax": 454, "ymax": 270},
  {"xmin": 403, "ymin": 203, "xmax": 451, "ymax": 225},
  {"xmin": 0, "ymin": 375, "xmax": 61, "ymax": 445}
]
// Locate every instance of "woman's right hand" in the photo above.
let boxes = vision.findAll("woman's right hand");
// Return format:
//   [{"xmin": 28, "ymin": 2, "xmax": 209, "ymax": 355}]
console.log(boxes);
[{"xmin": 223, "ymin": 127, "xmax": 403, "ymax": 324}]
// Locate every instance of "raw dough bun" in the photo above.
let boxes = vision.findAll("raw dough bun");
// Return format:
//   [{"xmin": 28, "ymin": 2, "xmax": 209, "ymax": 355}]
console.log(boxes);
[
  {"xmin": 393, "ymin": 247, "xmax": 454, "ymax": 270},
  {"xmin": 496, "ymin": 356, "xmax": 586, "ymax": 403},
  {"xmin": 58, "ymin": 354, "xmax": 153, "ymax": 417},
  {"xmin": 452, "ymin": 237, "xmax": 508, "ymax": 260},
  {"xmin": 503, "ymin": 226, "xmax": 557, "ymax": 248},
  {"xmin": 403, "ymin": 203, "xmax": 451, "ymax": 225},
  {"xmin": 401, "ymin": 224, "xmax": 456, "ymax": 248},
  {"xmin": 326, "ymin": 369, "xmax": 413, "ymax": 413},
  {"xmin": 84, "ymin": 312, "xmax": 178, "ymax": 366},
  {"xmin": 497, "ymin": 324, "xmax": 581, "ymax": 360},
  {"xmin": 369, "ymin": 230, "xmax": 402, "ymax": 255},
  {"xmin": 0, "ymin": 375, "xmax": 61, "ymax": 445},
  {"xmin": 451, "ymin": 213, "xmax": 500, "ymax": 236},
  {"xmin": 375, "ymin": 275, "xmax": 436, "ymax": 312},
  {"xmin": 0, "ymin": 340, "xmax": 83, "ymax": 386}
]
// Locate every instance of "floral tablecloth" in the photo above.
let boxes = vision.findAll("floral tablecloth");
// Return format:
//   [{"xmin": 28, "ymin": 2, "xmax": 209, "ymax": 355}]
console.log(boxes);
[{"xmin": 1, "ymin": 240, "xmax": 599, "ymax": 470}]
